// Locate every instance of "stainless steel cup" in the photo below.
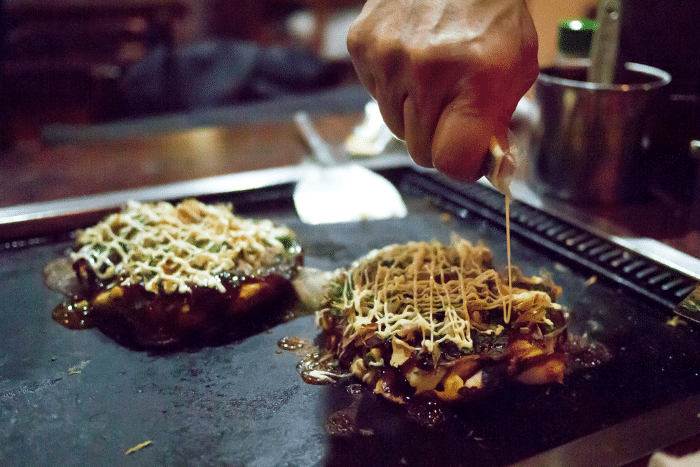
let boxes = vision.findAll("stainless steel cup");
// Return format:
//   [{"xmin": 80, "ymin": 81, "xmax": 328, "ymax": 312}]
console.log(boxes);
[{"xmin": 528, "ymin": 62, "xmax": 671, "ymax": 203}]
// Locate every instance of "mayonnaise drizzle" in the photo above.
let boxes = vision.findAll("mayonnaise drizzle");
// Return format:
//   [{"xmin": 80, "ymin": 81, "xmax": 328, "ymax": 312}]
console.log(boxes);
[
  {"xmin": 71, "ymin": 199, "xmax": 297, "ymax": 294},
  {"xmin": 505, "ymin": 196, "xmax": 513, "ymax": 324},
  {"xmin": 334, "ymin": 238, "xmax": 557, "ymax": 352}
]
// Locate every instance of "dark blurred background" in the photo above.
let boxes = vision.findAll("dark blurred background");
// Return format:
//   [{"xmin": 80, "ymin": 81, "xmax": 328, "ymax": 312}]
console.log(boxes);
[
  {"xmin": 1, "ymin": 0, "xmax": 696, "ymax": 165},
  {"xmin": 0, "ymin": 0, "xmax": 366, "ymax": 144}
]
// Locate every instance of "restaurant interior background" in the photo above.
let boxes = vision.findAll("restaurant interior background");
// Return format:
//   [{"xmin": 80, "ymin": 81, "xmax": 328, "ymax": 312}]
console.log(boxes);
[
  {"xmin": 5, "ymin": 4, "xmax": 700, "ymax": 466},
  {"xmin": 1, "ymin": 0, "xmax": 595, "ymax": 145},
  {"xmin": 10, "ymin": 0, "xmax": 700, "ymax": 261}
]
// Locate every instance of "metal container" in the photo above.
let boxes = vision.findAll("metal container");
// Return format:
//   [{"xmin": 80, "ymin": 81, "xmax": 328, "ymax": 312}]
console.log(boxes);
[{"xmin": 528, "ymin": 62, "xmax": 671, "ymax": 203}]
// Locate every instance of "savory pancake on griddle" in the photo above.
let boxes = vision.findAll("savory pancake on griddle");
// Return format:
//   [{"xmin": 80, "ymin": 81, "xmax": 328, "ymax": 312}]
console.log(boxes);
[
  {"xmin": 46, "ymin": 199, "xmax": 303, "ymax": 348},
  {"xmin": 316, "ymin": 236, "xmax": 567, "ymax": 404}
]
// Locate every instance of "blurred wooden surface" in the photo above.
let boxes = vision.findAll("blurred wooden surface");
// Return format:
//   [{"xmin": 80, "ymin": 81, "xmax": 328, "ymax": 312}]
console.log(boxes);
[{"xmin": 0, "ymin": 113, "xmax": 362, "ymax": 208}]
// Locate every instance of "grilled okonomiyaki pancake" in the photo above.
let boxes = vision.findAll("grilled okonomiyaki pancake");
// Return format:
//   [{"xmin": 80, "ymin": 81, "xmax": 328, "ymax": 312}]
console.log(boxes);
[
  {"xmin": 46, "ymin": 199, "xmax": 303, "ymax": 349},
  {"xmin": 316, "ymin": 237, "xmax": 567, "ymax": 404}
]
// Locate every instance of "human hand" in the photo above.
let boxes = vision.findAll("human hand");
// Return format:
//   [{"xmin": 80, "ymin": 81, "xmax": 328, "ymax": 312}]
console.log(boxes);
[{"xmin": 347, "ymin": 0, "xmax": 538, "ymax": 182}]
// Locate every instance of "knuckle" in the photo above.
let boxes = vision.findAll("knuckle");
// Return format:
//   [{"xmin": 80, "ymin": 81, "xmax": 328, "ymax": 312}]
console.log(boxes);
[{"xmin": 346, "ymin": 27, "xmax": 364, "ymax": 57}]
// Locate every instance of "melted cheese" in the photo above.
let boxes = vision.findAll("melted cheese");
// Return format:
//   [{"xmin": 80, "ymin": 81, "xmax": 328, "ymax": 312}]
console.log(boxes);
[{"xmin": 71, "ymin": 199, "xmax": 297, "ymax": 294}]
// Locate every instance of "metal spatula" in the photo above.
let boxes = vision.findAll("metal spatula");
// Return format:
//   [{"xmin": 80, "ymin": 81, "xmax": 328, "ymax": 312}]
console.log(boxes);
[{"xmin": 292, "ymin": 111, "xmax": 407, "ymax": 225}]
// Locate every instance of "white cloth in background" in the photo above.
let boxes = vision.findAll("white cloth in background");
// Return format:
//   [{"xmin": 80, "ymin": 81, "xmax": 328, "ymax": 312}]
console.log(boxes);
[{"xmin": 649, "ymin": 451, "xmax": 700, "ymax": 467}]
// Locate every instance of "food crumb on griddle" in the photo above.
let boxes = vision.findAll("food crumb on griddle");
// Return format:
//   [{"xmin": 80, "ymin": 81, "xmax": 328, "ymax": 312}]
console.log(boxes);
[
  {"xmin": 125, "ymin": 440, "xmax": 152, "ymax": 455},
  {"xmin": 67, "ymin": 360, "xmax": 90, "ymax": 376},
  {"xmin": 667, "ymin": 315, "xmax": 688, "ymax": 327}
]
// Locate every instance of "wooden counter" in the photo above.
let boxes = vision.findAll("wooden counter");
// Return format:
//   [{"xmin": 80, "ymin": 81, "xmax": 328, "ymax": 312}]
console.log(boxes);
[{"xmin": 0, "ymin": 113, "xmax": 362, "ymax": 209}]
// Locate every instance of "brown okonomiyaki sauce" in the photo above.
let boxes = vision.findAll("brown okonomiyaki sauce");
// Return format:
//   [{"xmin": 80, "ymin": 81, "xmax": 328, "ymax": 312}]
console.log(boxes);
[
  {"xmin": 277, "ymin": 336, "xmax": 349, "ymax": 385},
  {"xmin": 46, "ymin": 257, "xmax": 95, "ymax": 330},
  {"xmin": 45, "ymin": 257, "xmax": 305, "ymax": 350},
  {"xmin": 285, "ymin": 334, "xmax": 613, "ymax": 430},
  {"xmin": 52, "ymin": 300, "xmax": 93, "ymax": 330},
  {"xmin": 44, "ymin": 199, "xmax": 307, "ymax": 350},
  {"xmin": 277, "ymin": 335, "xmax": 313, "ymax": 352}
]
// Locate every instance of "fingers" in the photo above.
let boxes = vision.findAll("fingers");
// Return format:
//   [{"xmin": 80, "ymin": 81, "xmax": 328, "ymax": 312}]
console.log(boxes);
[
  {"xmin": 347, "ymin": 24, "xmax": 376, "ymax": 95},
  {"xmin": 347, "ymin": 1, "xmax": 409, "ymax": 140},
  {"xmin": 371, "ymin": 53, "xmax": 408, "ymax": 140},
  {"xmin": 349, "ymin": 54, "xmax": 407, "ymax": 142},
  {"xmin": 382, "ymin": 69, "xmax": 522, "ymax": 183},
  {"xmin": 431, "ymin": 103, "xmax": 495, "ymax": 182},
  {"xmin": 403, "ymin": 78, "xmax": 511, "ymax": 180},
  {"xmin": 403, "ymin": 92, "xmax": 440, "ymax": 168},
  {"xmin": 347, "ymin": 0, "xmax": 538, "ymax": 183}
]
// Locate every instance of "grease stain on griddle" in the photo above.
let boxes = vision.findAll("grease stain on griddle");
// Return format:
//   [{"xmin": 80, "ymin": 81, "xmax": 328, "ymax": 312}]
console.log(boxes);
[
  {"xmin": 229, "ymin": 387, "xmax": 297, "ymax": 418},
  {"xmin": 277, "ymin": 336, "xmax": 313, "ymax": 353},
  {"xmin": 278, "ymin": 335, "xmax": 383, "ymax": 437},
  {"xmin": 565, "ymin": 335, "xmax": 614, "ymax": 371},
  {"xmin": 406, "ymin": 398, "xmax": 449, "ymax": 428},
  {"xmin": 325, "ymin": 388, "xmax": 363, "ymax": 437},
  {"xmin": 324, "ymin": 384, "xmax": 378, "ymax": 437},
  {"xmin": 277, "ymin": 336, "xmax": 348, "ymax": 385}
]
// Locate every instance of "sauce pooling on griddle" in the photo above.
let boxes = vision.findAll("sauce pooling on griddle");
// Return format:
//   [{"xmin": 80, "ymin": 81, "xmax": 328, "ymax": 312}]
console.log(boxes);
[
  {"xmin": 52, "ymin": 300, "xmax": 93, "ymax": 330},
  {"xmin": 406, "ymin": 398, "xmax": 448, "ymax": 428},
  {"xmin": 277, "ymin": 336, "xmax": 349, "ymax": 385},
  {"xmin": 295, "ymin": 351, "xmax": 348, "ymax": 385},
  {"xmin": 277, "ymin": 336, "xmax": 312, "ymax": 352}
]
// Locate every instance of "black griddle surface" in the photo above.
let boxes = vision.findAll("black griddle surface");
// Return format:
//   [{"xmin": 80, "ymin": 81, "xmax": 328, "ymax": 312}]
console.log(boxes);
[{"xmin": 2, "ymin": 173, "xmax": 700, "ymax": 467}]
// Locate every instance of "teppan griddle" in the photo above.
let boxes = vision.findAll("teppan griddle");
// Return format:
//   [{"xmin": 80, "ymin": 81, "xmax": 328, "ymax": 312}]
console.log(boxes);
[{"xmin": 2, "ymin": 165, "xmax": 700, "ymax": 467}]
